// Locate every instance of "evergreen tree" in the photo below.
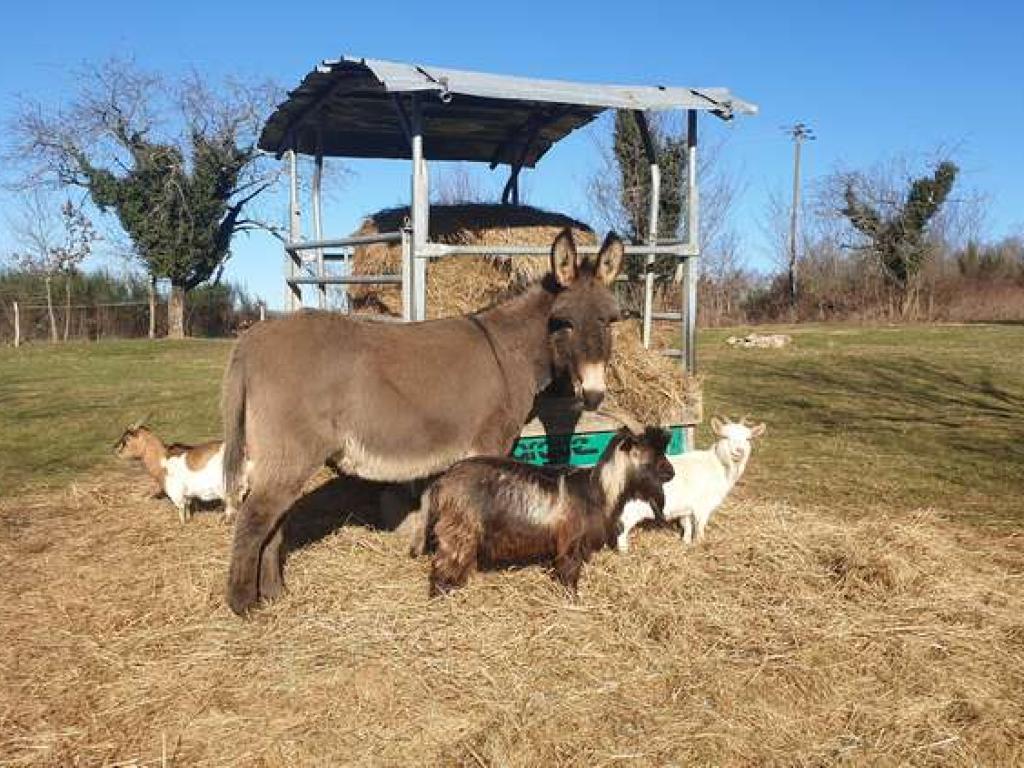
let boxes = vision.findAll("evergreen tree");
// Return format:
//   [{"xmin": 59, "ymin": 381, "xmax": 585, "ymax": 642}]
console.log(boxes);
[
  {"xmin": 612, "ymin": 111, "xmax": 685, "ymax": 283},
  {"xmin": 841, "ymin": 161, "xmax": 958, "ymax": 315}
]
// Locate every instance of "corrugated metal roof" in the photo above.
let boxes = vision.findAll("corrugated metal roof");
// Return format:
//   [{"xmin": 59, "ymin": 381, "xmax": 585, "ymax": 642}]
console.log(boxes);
[{"xmin": 258, "ymin": 56, "xmax": 757, "ymax": 165}]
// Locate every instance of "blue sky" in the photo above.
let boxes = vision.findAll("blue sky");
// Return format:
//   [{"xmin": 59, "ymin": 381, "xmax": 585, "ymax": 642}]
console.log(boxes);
[{"xmin": 2, "ymin": 0, "xmax": 1022, "ymax": 308}]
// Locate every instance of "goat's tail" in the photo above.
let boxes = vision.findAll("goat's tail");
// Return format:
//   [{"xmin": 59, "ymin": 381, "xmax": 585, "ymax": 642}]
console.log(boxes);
[{"xmin": 222, "ymin": 341, "xmax": 247, "ymax": 508}]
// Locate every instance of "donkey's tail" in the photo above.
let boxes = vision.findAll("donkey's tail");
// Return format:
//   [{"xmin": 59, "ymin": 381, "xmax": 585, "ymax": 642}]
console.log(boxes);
[{"xmin": 221, "ymin": 341, "xmax": 247, "ymax": 507}]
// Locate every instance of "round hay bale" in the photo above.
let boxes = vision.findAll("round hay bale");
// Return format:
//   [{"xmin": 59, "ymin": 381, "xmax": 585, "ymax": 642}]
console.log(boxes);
[
  {"xmin": 350, "ymin": 204, "xmax": 596, "ymax": 317},
  {"xmin": 350, "ymin": 203, "xmax": 699, "ymax": 425}
]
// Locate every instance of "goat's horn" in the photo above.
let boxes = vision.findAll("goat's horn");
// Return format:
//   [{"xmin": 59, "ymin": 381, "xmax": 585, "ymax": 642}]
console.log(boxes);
[
  {"xmin": 597, "ymin": 406, "xmax": 643, "ymax": 435},
  {"xmin": 128, "ymin": 412, "xmax": 152, "ymax": 431}
]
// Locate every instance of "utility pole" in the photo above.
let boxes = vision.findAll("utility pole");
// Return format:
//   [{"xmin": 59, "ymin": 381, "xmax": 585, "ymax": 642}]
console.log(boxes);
[{"xmin": 783, "ymin": 122, "xmax": 815, "ymax": 306}]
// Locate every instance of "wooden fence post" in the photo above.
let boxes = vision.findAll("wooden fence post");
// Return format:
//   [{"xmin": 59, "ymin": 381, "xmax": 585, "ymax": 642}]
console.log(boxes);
[
  {"xmin": 148, "ymin": 276, "xmax": 157, "ymax": 339},
  {"xmin": 13, "ymin": 301, "xmax": 20, "ymax": 348}
]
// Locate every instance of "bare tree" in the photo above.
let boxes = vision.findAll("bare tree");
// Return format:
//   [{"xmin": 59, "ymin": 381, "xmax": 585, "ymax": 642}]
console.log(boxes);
[
  {"xmin": 432, "ymin": 164, "xmax": 493, "ymax": 205},
  {"xmin": 7, "ymin": 193, "xmax": 97, "ymax": 341},
  {"xmin": 7, "ymin": 57, "xmax": 283, "ymax": 337}
]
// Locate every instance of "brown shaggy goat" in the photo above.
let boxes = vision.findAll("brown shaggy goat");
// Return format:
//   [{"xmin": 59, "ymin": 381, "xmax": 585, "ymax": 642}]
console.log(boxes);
[{"xmin": 425, "ymin": 426, "xmax": 674, "ymax": 597}]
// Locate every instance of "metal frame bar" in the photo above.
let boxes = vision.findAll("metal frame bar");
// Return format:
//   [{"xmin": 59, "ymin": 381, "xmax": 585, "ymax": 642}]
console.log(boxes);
[
  {"xmin": 410, "ymin": 94, "xmax": 429, "ymax": 321},
  {"xmin": 418, "ymin": 242, "xmax": 693, "ymax": 258},
  {"xmin": 312, "ymin": 125, "xmax": 327, "ymax": 309},
  {"xmin": 288, "ymin": 275, "xmax": 401, "ymax": 285},
  {"xmin": 286, "ymin": 144, "xmax": 302, "ymax": 311},
  {"xmin": 634, "ymin": 111, "xmax": 660, "ymax": 350},
  {"xmin": 683, "ymin": 110, "xmax": 699, "ymax": 376},
  {"xmin": 286, "ymin": 232, "xmax": 402, "ymax": 252},
  {"xmin": 401, "ymin": 226, "xmax": 413, "ymax": 321}
]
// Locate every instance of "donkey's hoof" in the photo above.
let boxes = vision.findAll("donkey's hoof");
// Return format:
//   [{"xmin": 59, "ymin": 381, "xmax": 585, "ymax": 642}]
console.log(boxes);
[
  {"xmin": 258, "ymin": 573, "xmax": 287, "ymax": 602},
  {"xmin": 227, "ymin": 582, "xmax": 259, "ymax": 616}
]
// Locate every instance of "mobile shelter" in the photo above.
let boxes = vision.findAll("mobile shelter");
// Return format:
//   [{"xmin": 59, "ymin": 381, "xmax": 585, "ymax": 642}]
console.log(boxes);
[{"xmin": 258, "ymin": 56, "xmax": 756, "ymax": 463}]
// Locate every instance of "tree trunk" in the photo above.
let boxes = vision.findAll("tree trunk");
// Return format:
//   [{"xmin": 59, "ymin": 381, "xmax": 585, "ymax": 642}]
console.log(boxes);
[
  {"xmin": 63, "ymin": 274, "xmax": 72, "ymax": 341},
  {"xmin": 44, "ymin": 275, "xmax": 58, "ymax": 343},
  {"xmin": 168, "ymin": 283, "xmax": 186, "ymax": 339},
  {"xmin": 148, "ymin": 276, "xmax": 157, "ymax": 339}
]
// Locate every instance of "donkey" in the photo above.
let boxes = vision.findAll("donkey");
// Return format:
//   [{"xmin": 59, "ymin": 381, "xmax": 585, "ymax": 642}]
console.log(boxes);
[{"xmin": 222, "ymin": 228, "xmax": 624, "ymax": 614}]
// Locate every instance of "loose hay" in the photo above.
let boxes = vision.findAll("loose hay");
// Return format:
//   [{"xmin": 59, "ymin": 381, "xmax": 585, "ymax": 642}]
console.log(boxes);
[
  {"xmin": 2, "ymin": 471, "xmax": 1022, "ymax": 766},
  {"xmin": 351, "ymin": 204, "xmax": 698, "ymax": 424}
]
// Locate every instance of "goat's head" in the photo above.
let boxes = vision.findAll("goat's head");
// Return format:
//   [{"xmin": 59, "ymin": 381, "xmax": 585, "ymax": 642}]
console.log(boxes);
[
  {"xmin": 601, "ymin": 425, "xmax": 675, "ymax": 515},
  {"xmin": 547, "ymin": 229, "xmax": 624, "ymax": 411},
  {"xmin": 710, "ymin": 415, "xmax": 766, "ymax": 464},
  {"xmin": 114, "ymin": 418, "xmax": 152, "ymax": 459}
]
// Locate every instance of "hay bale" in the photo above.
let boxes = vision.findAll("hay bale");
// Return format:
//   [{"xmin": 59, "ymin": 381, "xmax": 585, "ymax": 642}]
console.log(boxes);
[
  {"xmin": 607, "ymin": 321, "xmax": 702, "ymax": 425},
  {"xmin": 350, "ymin": 204, "xmax": 596, "ymax": 317},
  {"xmin": 351, "ymin": 203, "xmax": 699, "ymax": 425}
]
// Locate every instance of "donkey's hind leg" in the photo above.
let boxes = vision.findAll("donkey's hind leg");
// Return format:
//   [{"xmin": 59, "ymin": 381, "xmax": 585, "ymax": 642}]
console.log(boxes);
[
  {"xmin": 259, "ymin": 524, "xmax": 286, "ymax": 602},
  {"xmin": 227, "ymin": 458, "xmax": 314, "ymax": 615}
]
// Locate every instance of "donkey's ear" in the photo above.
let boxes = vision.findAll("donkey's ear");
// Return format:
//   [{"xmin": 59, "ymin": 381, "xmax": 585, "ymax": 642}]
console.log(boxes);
[
  {"xmin": 550, "ymin": 228, "xmax": 579, "ymax": 287},
  {"xmin": 594, "ymin": 232, "xmax": 624, "ymax": 286},
  {"xmin": 710, "ymin": 416, "xmax": 726, "ymax": 437}
]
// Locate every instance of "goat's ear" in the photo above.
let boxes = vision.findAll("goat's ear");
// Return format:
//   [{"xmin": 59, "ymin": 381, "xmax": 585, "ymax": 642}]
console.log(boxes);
[
  {"xmin": 710, "ymin": 416, "xmax": 725, "ymax": 436},
  {"xmin": 750, "ymin": 422, "xmax": 767, "ymax": 438},
  {"xmin": 593, "ymin": 232, "xmax": 624, "ymax": 286},
  {"xmin": 550, "ymin": 228, "xmax": 579, "ymax": 287}
]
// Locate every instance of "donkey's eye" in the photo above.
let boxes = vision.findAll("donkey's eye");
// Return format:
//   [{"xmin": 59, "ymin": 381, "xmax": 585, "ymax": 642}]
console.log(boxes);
[{"xmin": 549, "ymin": 317, "xmax": 574, "ymax": 333}]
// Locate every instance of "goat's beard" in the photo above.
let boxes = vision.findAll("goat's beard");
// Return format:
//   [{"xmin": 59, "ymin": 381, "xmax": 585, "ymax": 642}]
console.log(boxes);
[{"xmin": 620, "ymin": 471, "xmax": 666, "ymax": 519}]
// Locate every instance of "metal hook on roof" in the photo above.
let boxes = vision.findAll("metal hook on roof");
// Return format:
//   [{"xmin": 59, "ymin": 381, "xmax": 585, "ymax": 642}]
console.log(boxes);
[
  {"xmin": 416, "ymin": 66, "xmax": 453, "ymax": 103},
  {"xmin": 437, "ymin": 77, "xmax": 453, "ymax": 104}
]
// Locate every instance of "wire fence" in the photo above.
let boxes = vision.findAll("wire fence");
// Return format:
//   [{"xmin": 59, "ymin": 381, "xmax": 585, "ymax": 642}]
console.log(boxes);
[{"xmin": 1, "ymin": 296, "xmax": 262, "ymax": 345}]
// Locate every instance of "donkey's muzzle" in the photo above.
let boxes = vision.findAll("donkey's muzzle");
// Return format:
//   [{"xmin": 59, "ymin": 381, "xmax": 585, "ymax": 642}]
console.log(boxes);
[{"xmin": 582, "ymin": 389, "xmax": 605, "ymax": 410}]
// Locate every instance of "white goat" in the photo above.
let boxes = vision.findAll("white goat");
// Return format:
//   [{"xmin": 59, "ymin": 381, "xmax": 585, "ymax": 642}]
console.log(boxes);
[
  {"xmin": 616, "ymin": 416, "xmax": 766, "ymax": 552},
  {"xmin": 115, "ymin": 423, "xmax": 250, "ymax": 523}
]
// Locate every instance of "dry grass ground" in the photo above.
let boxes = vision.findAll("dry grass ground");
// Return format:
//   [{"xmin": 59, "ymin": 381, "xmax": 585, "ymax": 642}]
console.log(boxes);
[{"xmin": 1, "ymin": 324, "xmax": 1023, "ymax": 766}]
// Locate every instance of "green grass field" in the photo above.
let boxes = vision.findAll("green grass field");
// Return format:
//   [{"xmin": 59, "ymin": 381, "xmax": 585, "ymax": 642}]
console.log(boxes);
[{"xmin": 2, "ymin": 325, "xmax": 1022, "ymax": 522}]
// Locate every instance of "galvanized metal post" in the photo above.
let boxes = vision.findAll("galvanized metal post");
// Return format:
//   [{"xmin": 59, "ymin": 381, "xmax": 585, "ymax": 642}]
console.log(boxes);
[
  {"xmin": 643, "ymin": 162, "xmax": 661, "ymax": 349},
  {"xmin": 683, "ymin": 110, "xmax": 699, "ymax": 375},
  {"xmin": 410, "ymin": 94, "xmax": 429, "ymax": 321},
  {"xmin": 287, "ymin": 147, "xmax": 303, "ymax": 311},
  {"xmin": 401, "ymin": 225, "xmax": 413, "ymax": 321},
  {"xmin": 312, "ymin": 126, "xmax": 327, "ymax": 310},
  {"xmin": 634, "ymin": 111, "xmax": 660, "ymax": 349}
]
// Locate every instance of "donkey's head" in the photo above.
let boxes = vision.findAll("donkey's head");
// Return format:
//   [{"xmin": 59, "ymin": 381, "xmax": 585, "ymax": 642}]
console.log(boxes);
[{"xmin": 547, "ymin": 229, "xmax": 624, "ymax": 410}]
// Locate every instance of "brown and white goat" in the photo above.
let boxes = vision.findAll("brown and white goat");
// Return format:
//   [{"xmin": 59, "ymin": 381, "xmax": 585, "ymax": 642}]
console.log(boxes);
[
  {"xmin": 114, "ymin": 424, "xmax": 247, "ymax": 523},
  {"xmin": 424, "ymin": 426, "xmax": 674, "ymax": 597}
]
